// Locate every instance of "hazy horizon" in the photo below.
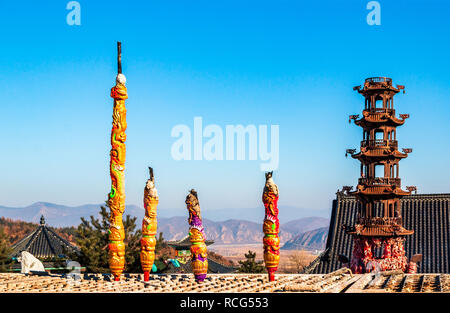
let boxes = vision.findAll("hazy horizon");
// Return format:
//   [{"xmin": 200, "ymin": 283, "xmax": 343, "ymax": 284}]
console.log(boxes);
[{"xmin": 0, "ymin": 201, "xmax": 331, "ymax": 226}]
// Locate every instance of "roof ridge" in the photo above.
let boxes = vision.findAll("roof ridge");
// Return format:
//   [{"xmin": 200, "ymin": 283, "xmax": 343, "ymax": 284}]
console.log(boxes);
[
  {"xmin": 42, "ymin": 227, "xmax": 57, "ymax": 256},
  {"xmin": 23, "ymin": 226, "xmax": 42, "ymax": 252},
  {"xmin": 11, "ymin": 228, "xmax": 38, "ymax": 247},
  {"xmin": 45, "ymin": 226, "xmax": 78, "ymax": 250}
]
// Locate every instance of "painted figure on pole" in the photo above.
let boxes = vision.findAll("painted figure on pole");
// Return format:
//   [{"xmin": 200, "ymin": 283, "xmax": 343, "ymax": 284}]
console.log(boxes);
[
  {"xmin": 108, "ymin": 42, "xmax": 128, "ymax": 281},
  {"xmin": 262, "ymin": 171, "xmax": 280, "ymax": 282},
  {"xmin": 141, "ymin": 167, "xmax": 158, "ymax": 281},
  {"xmin": 185, "ymin": 189, "xmax": 208, "ymax": 282}
]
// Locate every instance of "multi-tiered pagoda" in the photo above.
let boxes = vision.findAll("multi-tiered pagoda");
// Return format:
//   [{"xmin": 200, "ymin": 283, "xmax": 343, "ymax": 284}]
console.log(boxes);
[{"xmin": 345, "ymin": 77, "xmax": 416, "ymax": 274}]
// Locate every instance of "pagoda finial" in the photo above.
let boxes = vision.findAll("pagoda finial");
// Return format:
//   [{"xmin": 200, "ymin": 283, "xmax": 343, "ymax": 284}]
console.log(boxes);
[
  {"xmin": 117, "ymin": 41, "xmax": 122, "ymax": 74},
  {"xmin": 40, "ymin": 215, "xmax": 45, "ymax": 225}
]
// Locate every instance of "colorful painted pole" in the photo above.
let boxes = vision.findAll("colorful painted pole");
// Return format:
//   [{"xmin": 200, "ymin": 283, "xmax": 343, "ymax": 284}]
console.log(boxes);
[
  {"xmin": 141, "ymin": 167, "xmax": 159, "ymax": 281},
  {"xmin": 107, "ymin": 42, "xmax": 128, "ymax": 281},
  {"xmin": 262, "ymin": 171, "xmax": 280, "ymax": 282},
  {"xmin": 185, "ymin": 189, "xmax": 208, "ymax": 282}
]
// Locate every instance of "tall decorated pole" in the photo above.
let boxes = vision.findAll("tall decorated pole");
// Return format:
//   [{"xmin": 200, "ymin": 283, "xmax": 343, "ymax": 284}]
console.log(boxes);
[
  {"xmin": 108, "ymin": 42, "xmax": 128, "ymax": 281},
  {"xmin": 262, "ymin": 171, "xmax": 280, "ymax": 282},
  {"xmin": 141, "ymin": 167, "xmax": 159, "ymax": 281},
  {"xmin": 185, "ymin": 189, "xmax": 208, "ymax": 283}
]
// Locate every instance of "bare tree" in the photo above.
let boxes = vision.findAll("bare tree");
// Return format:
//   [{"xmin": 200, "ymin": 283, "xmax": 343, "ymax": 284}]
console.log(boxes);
[{"xmin": 288, "ymin": 250, "xmax": 311, "ymax": 273}]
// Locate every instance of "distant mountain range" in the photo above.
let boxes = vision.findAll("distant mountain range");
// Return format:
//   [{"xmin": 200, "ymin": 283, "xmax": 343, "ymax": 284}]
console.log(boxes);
[
  {"xmin": 0, "ymin": 202, "xmax": 330, "ymax": 227},
  {"xmin": 200, "ymin": 206, "xmax": 330, "ymax": 224},
  {"xmin": 281, "ymin": 227, "xmax": 329, "ymax": 250},
  {"xmin": 0, "ymin": 202, "xmax": 144, "ymax": 227},
  {"xmin": 157, "ymin": 216, "xmax": 327, "ymax": 245},
  {"xmin": 0, "ymin": 202, "xmax": 330, "ymax": 248}
]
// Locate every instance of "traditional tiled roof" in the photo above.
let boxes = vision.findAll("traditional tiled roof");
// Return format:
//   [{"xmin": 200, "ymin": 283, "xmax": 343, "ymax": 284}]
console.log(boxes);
[
  {"xmin": 10, "ymin": 216, "xmax": 79, "ymax": 259},
  {"xmin": 306, "ymin": 193, "xmax": 450, "ymax": 274},
  {"xmin": 167, "ymin": 235, "xmax": 214, "ymax": 249}
]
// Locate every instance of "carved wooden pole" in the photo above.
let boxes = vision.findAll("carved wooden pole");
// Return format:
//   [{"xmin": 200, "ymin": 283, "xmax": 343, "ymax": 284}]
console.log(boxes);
[
  {"xmin": 107, "ymin": 42, "xmax": 128, "ymax": 281},
  {"xmin": 141, "ymin": 167, "xmax": 159, "ymax": 281},
  {"xmin": 185, "ymin": 189, "xmax": 208, "ymax": 282},
  {"xmin": 262, "ymin": 171, "xmax": 280, "ymax": 282}
]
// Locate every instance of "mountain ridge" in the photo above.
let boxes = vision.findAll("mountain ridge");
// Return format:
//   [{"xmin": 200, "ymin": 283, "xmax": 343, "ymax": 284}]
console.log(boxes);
[
  {"xmin": 0, "ymin": 202, "xmax": 329, "ymax": 226},
  {"xmin": 281, "ymin": 227, "xmax": 329, "ymax": 250},
  {"xmin": 0, "ymin": 202, "xmax": 330, "ymax": 247}
]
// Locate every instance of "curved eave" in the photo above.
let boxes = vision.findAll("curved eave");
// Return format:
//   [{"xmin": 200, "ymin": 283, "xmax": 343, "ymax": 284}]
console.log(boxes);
[
  {"xmin": 392, "ymin": 151, "xmax": 409, "ymax": 158},
  {"xmin": 352, "ymin": 187, "xmax": 411, "ymax": 197},
  {"xmin": 357, "ymin": 86, "xmax": 401, "ymax": 94},
  {"xmin": 351, "ymin": 151, "xmax": 408, "ymax": 160},
  {"xmin": 355, "ymin": 117, "xmax": 405, "ymax": 128},
  {"xmin": 392, "ymin": 187, "xmax": 411, "ymax": 196},
  {"xmin": 346, "ymin": 228, "xmax": 414, "ymax": 237}
]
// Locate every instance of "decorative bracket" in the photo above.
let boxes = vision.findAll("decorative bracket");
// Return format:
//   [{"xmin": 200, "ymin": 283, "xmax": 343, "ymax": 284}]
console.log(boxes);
[
  {"xmin": 402, "ymin": 148, "xmax": 413, "ymax": 153},
  {"xmin": 342, "ymin": 186, "xmax": 353, "ymax": 194},
  {"xmin": 349, "ymin": 114, "xmax": 359, "ymax": 123},
  {"xmin": 400, "ymin": 114, "xmax": 410, "ymax": 120},
  {"xmin": 345, "ymin": 149, "xmax": 356, "ymax": 157},
  {"xmin": 397, "ymin": 85, "xmax": 405, "ymax": 94},
  {"xmin": 406, "ymin": 186, "xmax": 417, "ymax": 194}
]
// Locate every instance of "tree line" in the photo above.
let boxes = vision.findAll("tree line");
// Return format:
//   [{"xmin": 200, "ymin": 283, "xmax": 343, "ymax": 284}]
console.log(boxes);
[{"xmin": 0, "ymin": 204, "xmax": 267, "ymax": 274}]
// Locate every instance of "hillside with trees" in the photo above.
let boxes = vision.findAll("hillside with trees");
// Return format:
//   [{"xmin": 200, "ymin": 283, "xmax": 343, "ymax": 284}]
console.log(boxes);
[{"xmin": 0, "ymin": 217, "xmax": 76, "ymax": 245}]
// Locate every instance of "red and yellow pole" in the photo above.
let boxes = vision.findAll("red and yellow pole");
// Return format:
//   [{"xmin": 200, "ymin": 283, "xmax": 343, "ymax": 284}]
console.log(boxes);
[
  {"xmin": 141, "ymin": 167, "xmax": 159, "ymax": 281},
  {"xmin": 185, "ymin": 189, "xmax": 208, "ymax": 283},
  {"xmin": 108, "ymin": 42, "xmax": 128, "ymax": 281},
  {"xmin": 262, "ymin": 171, "xmax": 280, "ymax": 282}
]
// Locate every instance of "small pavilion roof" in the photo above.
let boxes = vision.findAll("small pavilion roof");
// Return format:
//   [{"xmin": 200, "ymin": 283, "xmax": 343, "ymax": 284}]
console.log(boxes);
[
  {"xmin": 10, "ymin": 215, "xmax": 79, "ymax": 259},
  {"xmin": 167, "ymin": 235, "xmax": 214, "ymax": 250}
]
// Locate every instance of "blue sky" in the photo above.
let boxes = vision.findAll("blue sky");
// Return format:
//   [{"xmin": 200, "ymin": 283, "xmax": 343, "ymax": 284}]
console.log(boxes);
[{"xmin": 1, "ymin": 1, "xmax": 449, "ymax": 219}]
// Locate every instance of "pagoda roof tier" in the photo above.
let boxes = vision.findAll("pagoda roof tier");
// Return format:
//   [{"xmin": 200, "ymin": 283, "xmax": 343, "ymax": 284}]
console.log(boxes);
[
  {"xmin": 351, "ymin": 147, "xmax": 408, "ymax": 161},
  {"xmin": 353, "ymin": 77, "xmax": 405, "ymax": 95},
  {"xmin": 345, "ymin": 223, "xmax": 414, "ymax": 237},
  {"xmin": 354, "ymin": 109, "xmax": 407, "ymax": 128},
  {"xmin": 351, "ymin": 182, "xmax": 411, "ymax": 197}
]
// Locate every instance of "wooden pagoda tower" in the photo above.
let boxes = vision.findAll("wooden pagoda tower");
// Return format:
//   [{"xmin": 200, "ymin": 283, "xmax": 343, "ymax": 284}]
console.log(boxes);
[{"xmin": 345, "ymin": 77, "xmax": 416, "ymax": 274}]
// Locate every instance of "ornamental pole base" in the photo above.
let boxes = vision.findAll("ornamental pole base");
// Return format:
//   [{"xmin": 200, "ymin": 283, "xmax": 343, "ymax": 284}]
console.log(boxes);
[
  {"xmin": 194, "ymin": 274, "xmax": 206, "ymax": 283},
  {"xmin": 267, "ymin": 268, "xmax": 277, "ymax": 282},
  {"xmin": 144, "ymin": 271, "xmax": 150, "ymax": 282},
  {"xmin": 192, "ymin": 257, "xmax": 208, "ymax": 283},
  {"xmin": 140, "ymin": 237, "xmax": 156, "ymax": 280},
  {"xmin": 108, "ymin": 242, "xmax": 125, "ymax": 282}
]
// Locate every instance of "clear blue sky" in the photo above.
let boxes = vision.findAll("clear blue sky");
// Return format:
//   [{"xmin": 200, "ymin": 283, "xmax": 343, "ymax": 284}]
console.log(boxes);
[{"xmin": 1, "ymin": 1, "xmax": 449, "ymax": 218}]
